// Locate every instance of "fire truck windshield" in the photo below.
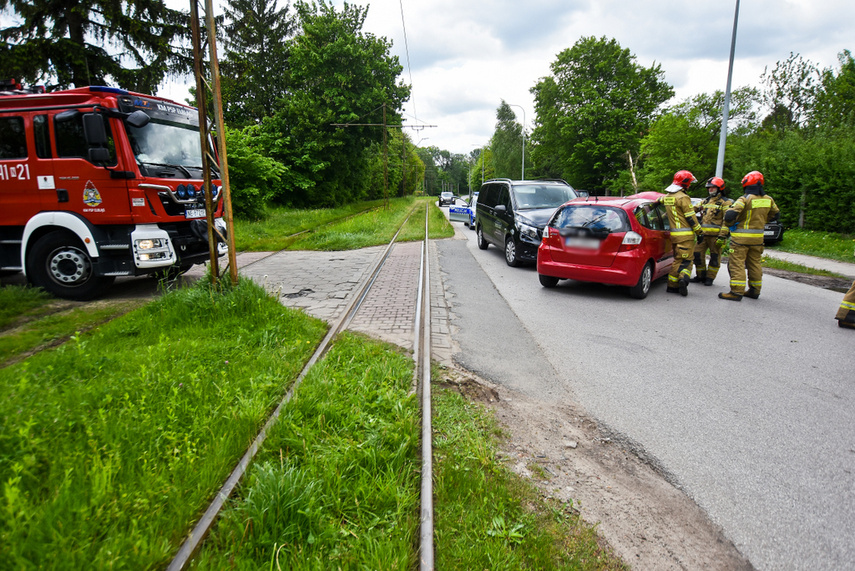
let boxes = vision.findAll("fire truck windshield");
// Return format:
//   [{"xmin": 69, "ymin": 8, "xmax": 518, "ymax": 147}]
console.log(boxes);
[{"xmin": 127, "ymin": 120, "xmax": 216, "ymax": 178}]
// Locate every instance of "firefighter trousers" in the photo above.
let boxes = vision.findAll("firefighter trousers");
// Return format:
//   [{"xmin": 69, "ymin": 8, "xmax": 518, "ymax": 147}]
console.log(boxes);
[
  {"xmin": 727, "ymin": 242, "xmax": 764, "ymax": 295},
  {"xmin": 693, "ymin": 236, "xmax": 724, "ymax": 280},
  {"xmin": 668, "ymin": 239, "xmax": 694, "ymax": 287},
  {"xmin": 836, "ymin": 280, "xmax": 855, "ymax": 327}
]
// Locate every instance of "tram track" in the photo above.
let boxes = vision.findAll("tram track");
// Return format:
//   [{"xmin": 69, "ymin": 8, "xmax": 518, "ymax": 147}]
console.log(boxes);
[{"xmin": 168, "ymin": 203, "xmax": 436, "ymax": 570}]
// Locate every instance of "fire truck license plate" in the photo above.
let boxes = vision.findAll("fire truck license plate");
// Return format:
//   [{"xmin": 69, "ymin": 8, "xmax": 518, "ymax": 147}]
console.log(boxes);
[{"xmin": 185, "ymin": 209, "xmax": 206, "ymax": 219}]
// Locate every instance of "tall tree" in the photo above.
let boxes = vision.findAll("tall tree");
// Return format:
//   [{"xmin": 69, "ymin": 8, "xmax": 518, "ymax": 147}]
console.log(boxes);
[
  {"xmin": 760, "ymin": 52, "xmax": 821, "ymax": 129},
  {"xmin": 530, "ymin": 36, "xmax": 673, "ymax": 192},
  {"xmin": 812, "ymin": 49, "xmax": 855, "ymax": 130},
  {"xmin": 0, "ymin": 0, "xmax": 191, "ymax": 92},
  {"xmin": 636, "ymin": 87, "xmax": 759, "ymax": 192},
  {"xmin": 259, "ymin": 0, "xmax": 410, "ymax": 206},
  {"xmin": 491, "ymin": 100, "xmax": 523, "ymax": 179},
  {"xmin": 220, "ymin": 0, "xmax": 295, "ymax": 126}
]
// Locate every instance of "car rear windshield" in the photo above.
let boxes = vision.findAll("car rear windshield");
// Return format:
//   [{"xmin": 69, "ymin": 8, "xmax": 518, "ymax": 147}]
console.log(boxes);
[
  {"xmin": 512, "ymin": 184, "xmax": 577, "ymax": 210},
  {"xmin": 552, "ymin": 205, "xmax": 630, "ymax": 233}
]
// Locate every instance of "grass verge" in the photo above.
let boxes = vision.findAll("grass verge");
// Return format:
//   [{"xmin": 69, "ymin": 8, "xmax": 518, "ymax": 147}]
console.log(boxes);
[
  {"xmin": 762, "ymin": 256, "xmax": 848, "ymax": 278},
  {"xmin": 0, "ymin": 278, "xmax": 327, "ymax": 569},
  {"xmin": 0, "ymin": 285, "xmax": 53, "ymax": 329},
  {"xmin": 769, "ymin": 228, "xmax": 855, "ymax": 263},
  {"xmin": 192, "ymin": 332, "xmax": 419, "ymax": 570},
  {"xmin": 233, "ymin": 201, "xmax": 385, "ymax": 252},
  {"xmin": 432, "ymin": 387, "xmax": 626, "ymax": 570}
]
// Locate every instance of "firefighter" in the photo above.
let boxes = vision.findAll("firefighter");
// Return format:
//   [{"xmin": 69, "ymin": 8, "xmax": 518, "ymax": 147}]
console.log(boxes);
[
  {"xmin": 718, "ymin": 171, "xmax": 780, "ymax": 301},
  {"xmin": 690, "ymin": 177, "xmax": 732, "ymax": 286},
  {"xmin": 659, "ymin": 170, "xmax": 704, "ymax": 296},
  {"xmin": 836, "ymin": 280, "xmax": 855, "ymax": 329}
]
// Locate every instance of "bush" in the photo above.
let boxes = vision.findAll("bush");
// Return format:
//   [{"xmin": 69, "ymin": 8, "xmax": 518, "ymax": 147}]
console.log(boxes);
[{"xmin": 224, "ymin": 125, "xmax": 287, "ymax": 220}]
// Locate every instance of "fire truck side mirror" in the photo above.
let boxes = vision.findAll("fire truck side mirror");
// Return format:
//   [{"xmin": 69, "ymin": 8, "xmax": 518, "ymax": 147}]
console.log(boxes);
[
  {"xmin": 82, "ymin": 113, "xmax": 108, "ymax": 145},
  {"xmin": 126, "ymin": 110, "xmax": 150, "ymax": 128}
]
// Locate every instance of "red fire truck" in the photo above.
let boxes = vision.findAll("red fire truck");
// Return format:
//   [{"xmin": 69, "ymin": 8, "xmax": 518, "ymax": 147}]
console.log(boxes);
[{"xmin": 0, "ymin": 80, "xmax": 227, "ymax": 300}]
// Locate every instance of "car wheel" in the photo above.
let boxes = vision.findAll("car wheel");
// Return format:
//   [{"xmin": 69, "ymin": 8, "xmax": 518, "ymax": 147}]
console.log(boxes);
[
  {"xmin": 629, "ymin": 262, "xmax": 653, "ymax": 299},
  {"xmin": 476, "ymin": 225, "xmax": 489, "ymax": 250},
  {"xmin": 539, "ymin": 274, "xmax": 559, "ymax": 288},
  {"xmin": 505, "ymin": 237, "xmax": 521, "ymax": 267},
  {"xmin": 28, "ymin": 231, "xmax": 114, "ymax": 300}
]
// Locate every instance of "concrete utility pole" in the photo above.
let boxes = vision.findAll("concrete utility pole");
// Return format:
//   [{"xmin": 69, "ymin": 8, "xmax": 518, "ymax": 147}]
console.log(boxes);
[{"xmin": 716, "ymin": 0, "xmax": 740, "ymax": 178}]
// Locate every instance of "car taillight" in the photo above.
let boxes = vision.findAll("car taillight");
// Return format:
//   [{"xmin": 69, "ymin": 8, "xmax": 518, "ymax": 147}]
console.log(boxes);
[
  {"xmin": 542, "ymin": 226, "xmax": 551, "ymax": 240},
  {"xmin": 618, "ymin": 231, "xmax": 642, "ymax": 251}
]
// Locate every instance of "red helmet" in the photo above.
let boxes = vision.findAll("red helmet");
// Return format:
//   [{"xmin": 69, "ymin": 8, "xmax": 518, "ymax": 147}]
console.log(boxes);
[
  {"xmin": 705, "ymin": 177, "xmax": 725, "ymax": 190},
  {"xmin": 742, "ymin": 171, "xmax": 764, "ymax": 187},
  {"xmin": 672, "ymin": 170, "xmax": 697, "ymax": 189}
]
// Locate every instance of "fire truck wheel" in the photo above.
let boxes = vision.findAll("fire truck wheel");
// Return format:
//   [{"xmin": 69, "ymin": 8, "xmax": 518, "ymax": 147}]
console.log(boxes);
[{"xmin": 28, "ymin": 231, "xmax": 114, "ymax": 300}]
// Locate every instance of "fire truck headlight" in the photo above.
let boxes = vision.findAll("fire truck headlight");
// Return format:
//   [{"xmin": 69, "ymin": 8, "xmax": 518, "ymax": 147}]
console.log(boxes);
[
  {"xmin": 187, "ymin": 184, "xmax": 197, "ymax": 199},
  {"xmin": 176, "ymin": 184, "xmax": 188, "ymax": 200},
  {"xmin": 137, "ymin": 238, "xmax": 166, "ymax": 250}
]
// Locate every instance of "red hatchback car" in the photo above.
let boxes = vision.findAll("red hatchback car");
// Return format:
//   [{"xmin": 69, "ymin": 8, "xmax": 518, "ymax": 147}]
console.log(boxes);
[{"xmin": 536, "ymin": 193, "xmax": 674, "ymax": 299}]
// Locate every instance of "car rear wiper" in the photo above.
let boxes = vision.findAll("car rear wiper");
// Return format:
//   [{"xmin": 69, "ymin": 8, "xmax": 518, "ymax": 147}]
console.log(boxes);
[{"xmin": 581, "ymin": 213, "xmax": 608, "ymax": 227}]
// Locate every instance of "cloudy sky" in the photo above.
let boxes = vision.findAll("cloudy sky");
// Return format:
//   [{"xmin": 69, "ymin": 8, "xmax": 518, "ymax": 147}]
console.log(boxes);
[{"xmin": 164, "ymin": 0, "xmax": 853, "ymax": 155}]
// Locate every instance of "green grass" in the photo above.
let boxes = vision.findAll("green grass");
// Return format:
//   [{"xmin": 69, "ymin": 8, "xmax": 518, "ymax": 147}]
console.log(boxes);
[
  {"xmin": 192, "ymin": 332, "xmax": 419, "ymax": 570},
  {"xmin": 432, "ymin": 388, "xmax": 626, "ymax": 570},
  {"xmin": 233, "ymin": 197, "xmax": 453, "ymax": 253},
  {"xmin": 0, "ymin": 285, "xmax": 53, "ymax": 329},
  {"xmin": 0, "ymin": 299, "xmax": 144, "ymax": 364},
  {"xmin": 0, "ymin": 278, "xmax": 328, "ymax": 569},
  {"xmin": 762, "ymin": 256, "xmax": 848, "ymax": 277},
  {"xmin": 233, "ymin": 201, "xmax": 385, "ymax": 252},
  {"xmin": 768, "ymin": 228, "xmax": 855, "ymax": 263}
]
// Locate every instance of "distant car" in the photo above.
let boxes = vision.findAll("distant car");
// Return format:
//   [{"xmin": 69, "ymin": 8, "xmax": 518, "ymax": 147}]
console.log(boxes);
[
  {"xmin": 439, "ymin": 191, "xmax": 454, "ymax": 206},
  {"xmin": 467, "ymin": 192, "xmax": 479, "ymax": 228},
  {"xmin": 537, "ymin": 194, "xmax": 675, "ymax": 299},
  {"xmin": 475, "ymin": 179, "xmax": 578, "ymax": 266},
  {"xmin": 764, "ymin": 218, "xmax": 785, "ymax": 245},
  {"xmin": 448, "ymin": 197, "xmax": 472, "ymax": 224}
]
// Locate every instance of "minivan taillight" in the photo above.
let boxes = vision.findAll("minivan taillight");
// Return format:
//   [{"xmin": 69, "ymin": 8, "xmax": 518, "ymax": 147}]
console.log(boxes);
[
  {"xmin": 618, "ymin": 231, "xmax": 643, "ymax": 251},
  {"xmin": 542, "ymin": 226, "xmax": 551, "ymax": 240}
]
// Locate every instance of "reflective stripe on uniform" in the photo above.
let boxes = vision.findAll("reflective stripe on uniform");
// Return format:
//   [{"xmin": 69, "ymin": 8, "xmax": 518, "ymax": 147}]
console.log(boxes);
[
  {"xmin": 841, "ymin": 300, "xmax": 855, "ymax": 311},
  {"xmin": 671, "ymin": 228, "xmax": 695, "ymax": 237}
]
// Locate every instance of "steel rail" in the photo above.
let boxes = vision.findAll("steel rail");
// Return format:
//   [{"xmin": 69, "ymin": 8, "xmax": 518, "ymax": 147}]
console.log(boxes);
[
  {"xmin": 166, "ymin": 206, "xmax": 418, "ymax": 571},
  {"xmin": 418, "ymin": 205, "xmax": 435, "ymax": 570}
]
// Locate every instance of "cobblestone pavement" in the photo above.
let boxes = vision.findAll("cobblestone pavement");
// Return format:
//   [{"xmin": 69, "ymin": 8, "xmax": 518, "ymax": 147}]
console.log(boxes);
[{"xmin": 231, "ymin": 241, "xmax": 455, "ymax": 364}]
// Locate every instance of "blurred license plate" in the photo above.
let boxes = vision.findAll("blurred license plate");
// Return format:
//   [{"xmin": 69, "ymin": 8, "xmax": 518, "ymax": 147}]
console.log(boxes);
[
  {"xmin": 565, "ymin": 237, "xmax": 599, "ymax": 249},
  {"xmin": 185, "ymin": 208, "xmax": 206, "ymax": 219}
]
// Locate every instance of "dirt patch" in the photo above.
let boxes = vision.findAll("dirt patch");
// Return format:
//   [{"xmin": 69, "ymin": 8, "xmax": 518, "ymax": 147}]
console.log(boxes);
[
  {"xmin": 764, "ymin": 268, "xmax": 852, "ymax": 293},
  {"xmin": 438, "ymin": 367, "xmax": 753, "ymax": 571}
]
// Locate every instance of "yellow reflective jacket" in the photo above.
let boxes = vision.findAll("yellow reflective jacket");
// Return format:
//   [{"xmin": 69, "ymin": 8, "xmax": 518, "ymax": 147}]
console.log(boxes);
[
  {"xmin": 658, "ymin": 190, "xmax": 702, "ymax": 244},
  {"xmin": 720, "ymin": 193, "xmax": 780, "ymax": 245},
  {"xmin": 695, "ymin": 195, "xmax": 733, "ymax": 236}
]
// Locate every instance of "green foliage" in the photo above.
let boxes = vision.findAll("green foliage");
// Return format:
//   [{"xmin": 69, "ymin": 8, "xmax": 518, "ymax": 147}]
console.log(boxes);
[
  {"xmin": 760, "ymin": 52, "xmax": 821, "ymax": 129},
  {"xmin": 259, "ymin": 0, "xmax": 410, "ymax": 208},
  {"xmin": 530, "ymin": 36, "xmax": 673, "ymax": 192},
  {"xmin": 219, "ymin": 0, "xmax": 296, "ymax": 127},
  {"xmin": 812, "ymin": 50, "xmax": 855, "ymax": 130},
  {"xmin": 224, "ymin": 125, "xmax": 287, "ymax": 220},
  {"xmin": 0, "ymin": 0, "xmax": 191, "ymax": 91},
  {"xmin": 636, "ymin": 87, "xmax": 760, "ymax": 193},
  {"xmin": 491, "ymin": 101, "xmax": 524, "ymax": 179},
  {"xmin": 0, "ymin": 278, "xmax": 327, "ymax": 568},
  {"xmin": 193, "ymin": 332, "xmax": 419, "ymax": 569},
  {"xmin": 0, "ymin": 285, "xmax": 51, "ymax": 329}
]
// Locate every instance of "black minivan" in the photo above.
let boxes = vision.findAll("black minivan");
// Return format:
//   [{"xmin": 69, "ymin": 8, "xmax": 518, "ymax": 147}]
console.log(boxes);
[{"xmin": 475, "ymin": 179, "xmax": 578, "ymax": 266}]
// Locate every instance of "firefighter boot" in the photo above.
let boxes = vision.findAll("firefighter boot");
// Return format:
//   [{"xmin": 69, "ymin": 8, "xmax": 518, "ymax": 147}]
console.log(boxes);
[
  {"xmin": 744, "ymin": 288, "xmax": 760, "ymax": 299},
  {"xmin": 703, "ymin": 276, "xmax": 714, "ymax": 286},
  {"xmin": 718, "ymin": 291, "xmax": 743, "ymax": 302},
  {"xmin": 666, "ymin": 287, "xmax": 682, "ymax": 294},
  {"xmin": 690, "ymin": 270, "xmax": 706, "ymax": 284},
  {"xmin": 678, "ymin": 277, "xmax": 689, "ymax": 297}
]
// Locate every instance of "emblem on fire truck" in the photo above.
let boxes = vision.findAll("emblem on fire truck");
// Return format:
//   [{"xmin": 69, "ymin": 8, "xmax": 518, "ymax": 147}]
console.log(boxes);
[{"xmin": 83, "ymin": 181, "xmax": 102, "ymax": 207}]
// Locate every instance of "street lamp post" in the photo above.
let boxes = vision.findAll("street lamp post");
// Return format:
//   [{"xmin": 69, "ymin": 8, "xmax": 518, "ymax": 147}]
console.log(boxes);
[
  {"xmin": 716, "ymin": 0, "xmax": 740, "ymax": 178},
  {"xmin": 508, "ymin": 104, "xmax": 526, "ymax": 180}
]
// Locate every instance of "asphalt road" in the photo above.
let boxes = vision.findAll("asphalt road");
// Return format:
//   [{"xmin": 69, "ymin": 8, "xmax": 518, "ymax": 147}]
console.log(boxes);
[{"xmin": 438, "ymin": 223, "xmax": 855, "ymax": 571}]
